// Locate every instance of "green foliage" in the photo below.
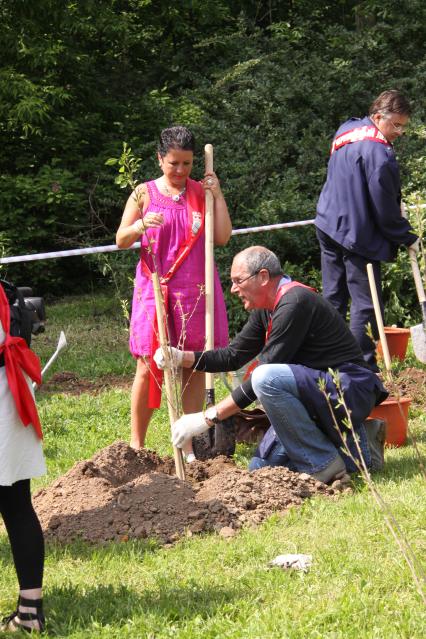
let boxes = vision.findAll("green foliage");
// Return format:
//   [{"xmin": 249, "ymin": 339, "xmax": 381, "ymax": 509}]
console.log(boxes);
[{"xmin": 1, "ymin": 0, "xmax": 426, "ymax": 325}]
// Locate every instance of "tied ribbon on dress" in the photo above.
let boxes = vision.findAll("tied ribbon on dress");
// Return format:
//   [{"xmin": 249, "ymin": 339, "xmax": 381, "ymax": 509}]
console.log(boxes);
[
  {"xmin": 243, "ymin": 281, "xmax": 315, "ymax": 381},
  {"xmin": 0, "ymin": 284, "xmax": 43, "ymax": 438},
  {"xmin": 140, "ymin": 178, "xmax": 205, "ymax": 408},
  {"xmin": 330, "ymin": 123, "xmax": 389, "ymax": 155}
]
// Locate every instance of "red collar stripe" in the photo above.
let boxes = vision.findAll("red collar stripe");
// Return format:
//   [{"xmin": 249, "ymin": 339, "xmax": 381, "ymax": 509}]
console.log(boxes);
[{"xmin": 331, "ymin": 125, "xmax": 389, "ymax": 155}]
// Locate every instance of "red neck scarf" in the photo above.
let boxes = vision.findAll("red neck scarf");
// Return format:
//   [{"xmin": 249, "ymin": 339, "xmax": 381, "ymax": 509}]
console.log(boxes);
[
  {"xmin": 243, "ymin": 281, "xmax": 315, "ymax": 381},
  {"xmin": 0, "ymin": 285, "xmax": 43, "ymax": 438},
  {"xmin": 265, "ymin": 281, "xmax": 314, "ymax": 340}
]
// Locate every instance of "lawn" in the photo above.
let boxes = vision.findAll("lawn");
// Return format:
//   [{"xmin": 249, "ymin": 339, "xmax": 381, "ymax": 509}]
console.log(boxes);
[{"xmin": 1, "ymin": 293, "xmax": 425, "ymax": 638}]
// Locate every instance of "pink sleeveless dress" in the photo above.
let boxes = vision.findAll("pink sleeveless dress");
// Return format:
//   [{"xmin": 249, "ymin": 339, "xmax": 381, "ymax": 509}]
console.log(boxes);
[{"xmin": 129, "ymin": 179, "xmax": 229, "ymax": 357}]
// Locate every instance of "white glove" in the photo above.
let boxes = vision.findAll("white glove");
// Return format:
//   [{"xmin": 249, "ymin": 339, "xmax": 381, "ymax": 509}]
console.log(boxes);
[
  {"xmin": 408, "ymin": 238, "xmax": 420, "ymax": 254},
  {"xmin": 153, "ymin": 346, "xmax": 184, "ymax": 370},
  {"xmin": 172, "ymin": 412, "xmax": 209, "ymax": 448}
]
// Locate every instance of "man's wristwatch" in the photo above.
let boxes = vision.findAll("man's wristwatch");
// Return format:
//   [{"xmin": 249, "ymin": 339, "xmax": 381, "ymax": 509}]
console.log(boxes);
[{"xmin": 204, "ymin": 406, "xmax": 220, "ymax": 427}]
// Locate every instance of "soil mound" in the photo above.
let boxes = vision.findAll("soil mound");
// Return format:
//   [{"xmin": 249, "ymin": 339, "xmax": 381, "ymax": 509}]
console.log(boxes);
[
  {"xmin": 395, "ymin": 367, "xmax": 426, "ymax": 410},
  {"xmin": 34, "ymin": 441, "xmax": 350, "ymax": 545}
]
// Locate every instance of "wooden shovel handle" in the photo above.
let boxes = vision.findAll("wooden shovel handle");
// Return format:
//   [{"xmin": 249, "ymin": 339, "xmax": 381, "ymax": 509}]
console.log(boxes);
[
  {"xmin": 408, "ymin": 248, "xmax": 426, "ymax": 304},
  {"xmin": 367, "ymin": 263, "xmax": 392, "ymax": 373},
  {"xmin": 204, "ymin": 144, "xmax": 215, "ymax": 404}
]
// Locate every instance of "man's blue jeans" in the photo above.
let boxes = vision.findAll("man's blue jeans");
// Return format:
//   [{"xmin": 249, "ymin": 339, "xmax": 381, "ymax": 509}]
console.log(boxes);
[
  {"xmin": 249, "ymin": 438, "xmax": 289, "ymax": 471},
  {"xmin": 251, "ymin": 364, "xmax": 340, "ymax": 474}
]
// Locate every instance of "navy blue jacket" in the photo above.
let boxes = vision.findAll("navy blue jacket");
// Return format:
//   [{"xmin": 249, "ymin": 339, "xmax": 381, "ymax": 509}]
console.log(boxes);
[{"xmin": 316, "ymin": 116, "xmax": 417, "ymax": 261}]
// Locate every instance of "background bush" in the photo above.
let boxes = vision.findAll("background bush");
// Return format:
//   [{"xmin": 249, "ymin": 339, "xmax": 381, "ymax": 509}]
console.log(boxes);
[{"xmin": 0, "ymin": 0, "xmax": 425, "ymax": 331}]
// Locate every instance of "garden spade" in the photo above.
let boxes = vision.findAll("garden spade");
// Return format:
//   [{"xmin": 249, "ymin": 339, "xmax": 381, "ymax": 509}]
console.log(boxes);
[
  {"xmin": 192, "ymin": 144, "xmax": 216, "ymax": 458},
  {"xmin": 192, "ymin": 144, "xmax": 235, "ymax": 458},
  {"xmin": 33, "ymin": 331, "xmax": 67, "ymax": 390},
  {"xmin": 204, "ymin": 143, "xmax": 215, "ymax": 412},
  {"xmin": 408, "ymin": 247, "xmax": 426, "ymax": 364}
]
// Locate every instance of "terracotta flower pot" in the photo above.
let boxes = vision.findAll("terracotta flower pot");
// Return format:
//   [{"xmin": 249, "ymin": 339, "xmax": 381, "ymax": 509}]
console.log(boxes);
[
  {"xmin": 369, "ymin": 396, "xmax": 411, "ymax": 446},
  {"xmin": 377, "ymin": 327, "xmax": 411, "ymax": 362}
]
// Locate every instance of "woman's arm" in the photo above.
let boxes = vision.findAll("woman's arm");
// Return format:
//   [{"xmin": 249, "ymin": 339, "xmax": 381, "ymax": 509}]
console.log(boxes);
[
  {"xmin": 203, "ymin": 171, "xmax": 232, "ymax": 246},
  {"xmin": 116, "ymin": 185, "xmax": 164, "ymax": 249},
  {"xmin": 116, "ymin": 185, "xmax": 146, "ymax": 249}
]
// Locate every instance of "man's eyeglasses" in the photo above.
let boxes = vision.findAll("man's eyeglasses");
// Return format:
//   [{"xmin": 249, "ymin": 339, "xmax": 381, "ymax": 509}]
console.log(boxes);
[
  {"xmin": 230, "ymin": 270, "xmax": 260, "ymax": 287},
  {"xmin": 386, "ymin": 118, "xmax": 407, "ymax": 133}
]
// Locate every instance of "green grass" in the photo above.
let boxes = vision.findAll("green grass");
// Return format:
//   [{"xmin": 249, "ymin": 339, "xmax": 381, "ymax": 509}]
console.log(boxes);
[
  {"xmin": 1, "ymin": 292, "xmax": 425, "ymax": 638},
  {"xmin": 35, "ymin": 293, "xmax": 134, "ymax": 379}
]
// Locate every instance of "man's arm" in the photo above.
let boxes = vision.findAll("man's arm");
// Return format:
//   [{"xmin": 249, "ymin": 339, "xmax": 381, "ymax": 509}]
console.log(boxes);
[
  {"xmin": 192, "ymin": 311, "xmax": 268, "ymax": 373},
  {"xmin": 368, "ymin": 162, "xmax": 418, "ymax": 246}
]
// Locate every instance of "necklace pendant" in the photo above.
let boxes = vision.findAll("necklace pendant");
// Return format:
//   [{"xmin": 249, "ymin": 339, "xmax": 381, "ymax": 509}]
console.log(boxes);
[{"xmin": 163, "ymin": 180, "xmax": 186, "ymax": 202}]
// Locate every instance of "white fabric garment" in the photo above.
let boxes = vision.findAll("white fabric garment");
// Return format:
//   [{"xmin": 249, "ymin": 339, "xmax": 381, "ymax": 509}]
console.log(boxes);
[{"xmin": 0, "ymin": 321, "xmax": 46, "ymax": 486}]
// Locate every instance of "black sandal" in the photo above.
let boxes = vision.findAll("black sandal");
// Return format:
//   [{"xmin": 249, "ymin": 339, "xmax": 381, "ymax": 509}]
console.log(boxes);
[{"xmin": 0, "ymin": 596, "xmax": 45, "ymax": 634}]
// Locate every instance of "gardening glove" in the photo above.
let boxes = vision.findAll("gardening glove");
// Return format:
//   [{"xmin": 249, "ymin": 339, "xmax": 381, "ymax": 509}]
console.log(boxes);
[
  {"xmin": 153, "ymin": 346, "xmax": 184, "ymax": 370},
  {"xmin": 408, "ymin": 238, "xmax": 420, "ymax": 254},
  {"xmin": 172, "ymin": 412, "xmax": 209, "ymax": 448}
]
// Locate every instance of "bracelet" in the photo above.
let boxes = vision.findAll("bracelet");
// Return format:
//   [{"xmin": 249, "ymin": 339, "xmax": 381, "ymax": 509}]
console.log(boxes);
[{"xmin": 132, "ymin": 219, "xmax": 145, "ymax": 235}]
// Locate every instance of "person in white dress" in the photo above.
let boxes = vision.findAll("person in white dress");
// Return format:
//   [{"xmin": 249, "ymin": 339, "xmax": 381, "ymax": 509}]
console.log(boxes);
[{"xmin": 0, "ymin": 283, "xmax": 46, "ymax": 633}]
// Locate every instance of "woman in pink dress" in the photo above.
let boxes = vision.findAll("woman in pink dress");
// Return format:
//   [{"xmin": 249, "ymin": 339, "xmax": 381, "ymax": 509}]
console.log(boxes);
[{"xmin": 116, "ymin": 127, "xmax": 231, "ymax": 459}]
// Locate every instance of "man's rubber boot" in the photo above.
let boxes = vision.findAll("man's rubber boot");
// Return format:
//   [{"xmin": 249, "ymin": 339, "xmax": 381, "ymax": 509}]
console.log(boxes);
[
  {"xmin": 311, "ymin": 455, "xmax": 347, "ymax": 484},
  {"xmin": 365, "ymin": 418, "xmax": 386, "ymax": 471}
]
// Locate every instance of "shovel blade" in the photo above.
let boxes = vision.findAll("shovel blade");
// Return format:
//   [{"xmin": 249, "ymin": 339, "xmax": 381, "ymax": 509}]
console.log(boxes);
[{"xmin": 410, "ymin": 323, "xmax": 426, "ymax": 363}]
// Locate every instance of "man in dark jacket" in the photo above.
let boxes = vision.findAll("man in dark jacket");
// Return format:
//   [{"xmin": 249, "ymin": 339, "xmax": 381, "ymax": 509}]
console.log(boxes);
[
  {"xmin": 315, "ymin": 90, "xmax": 419, "ymax": 371},
  {"xmin": 154, "ymin": 246, "xmax": 387, "ymax": 484}
]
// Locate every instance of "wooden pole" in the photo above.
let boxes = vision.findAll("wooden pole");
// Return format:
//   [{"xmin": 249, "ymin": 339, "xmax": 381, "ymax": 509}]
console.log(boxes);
[
  {"xmin": 204, "ymin": 144, "xmax": 215, "ymax": 408},
  {"xmin": 366, "ymin": 263, "xmax": 392, "ymax": 374},
  {"xmin": 152, "ymin": 272, "xmax": 185, "ymax": 480}
]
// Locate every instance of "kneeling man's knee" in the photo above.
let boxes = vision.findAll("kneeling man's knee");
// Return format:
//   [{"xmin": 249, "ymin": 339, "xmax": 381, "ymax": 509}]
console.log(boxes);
[{"xmin": 251, "ymin": 364, "xmax": 270, "ymax": 395}]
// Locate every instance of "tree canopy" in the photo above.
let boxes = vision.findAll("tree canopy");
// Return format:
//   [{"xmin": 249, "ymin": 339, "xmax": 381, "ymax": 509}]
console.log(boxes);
[{"xmin": 0, "ymin": 0, "xmax": 425, "ymax": 327}]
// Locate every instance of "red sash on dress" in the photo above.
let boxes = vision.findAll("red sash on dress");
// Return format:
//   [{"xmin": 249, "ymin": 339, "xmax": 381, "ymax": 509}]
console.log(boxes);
[
  {"xmin": 0, "ymin": 285, "xmax": 42, "ymax": 438},
  {"xmin": 243, "ymin": 281, "xmax": 315, "ymax": 381},
  {"xmin": 331, "ymin": 124, "xmax": 389, "ymax": 155},
  {"xmin": 140, "ymin": 178, "xmax": 205, "ymax": 408}
]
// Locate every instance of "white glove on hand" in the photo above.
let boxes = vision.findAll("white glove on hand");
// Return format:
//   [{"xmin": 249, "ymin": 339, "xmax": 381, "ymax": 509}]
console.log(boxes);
[
  {"xmin": 408, "ymin": 238, "xmax": 420, "ymax": 254},
  {"xmin": 153, "ymin": 346, "xmax": 184, "ymax": 370},
  {"xmin": 172, "ymin": 412, "xmax": 209, "ymax": 448}
]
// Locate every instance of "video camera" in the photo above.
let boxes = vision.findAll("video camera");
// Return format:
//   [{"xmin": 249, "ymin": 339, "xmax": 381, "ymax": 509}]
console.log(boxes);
[
  {"xmin": 16, "ymin": 286, "xmax": 46, "ymax": 336},
  {"xmin": 0, "ymin": 279, "xmax": 46, "ymax": 347}
]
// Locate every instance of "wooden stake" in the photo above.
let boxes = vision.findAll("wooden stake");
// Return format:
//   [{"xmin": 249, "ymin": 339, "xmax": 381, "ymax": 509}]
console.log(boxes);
[{"xmin": 152, "ymin": 272, "xmax": 185, "ymax": 480}]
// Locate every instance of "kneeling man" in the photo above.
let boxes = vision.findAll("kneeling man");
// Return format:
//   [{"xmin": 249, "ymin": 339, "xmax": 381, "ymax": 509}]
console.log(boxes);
[{"xmin": 155, "ymin": 246, "xmax": 387, "ymax": 483}]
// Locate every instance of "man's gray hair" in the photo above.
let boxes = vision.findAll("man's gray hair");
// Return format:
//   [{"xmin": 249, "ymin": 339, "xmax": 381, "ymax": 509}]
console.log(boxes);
[
  {"xmin": 235, "ymin": 246, "xmax": 283, "ymax": 278},
  {"xmin": 369, "ymin": 89, "xmax": 411, "ymax": 117}
]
